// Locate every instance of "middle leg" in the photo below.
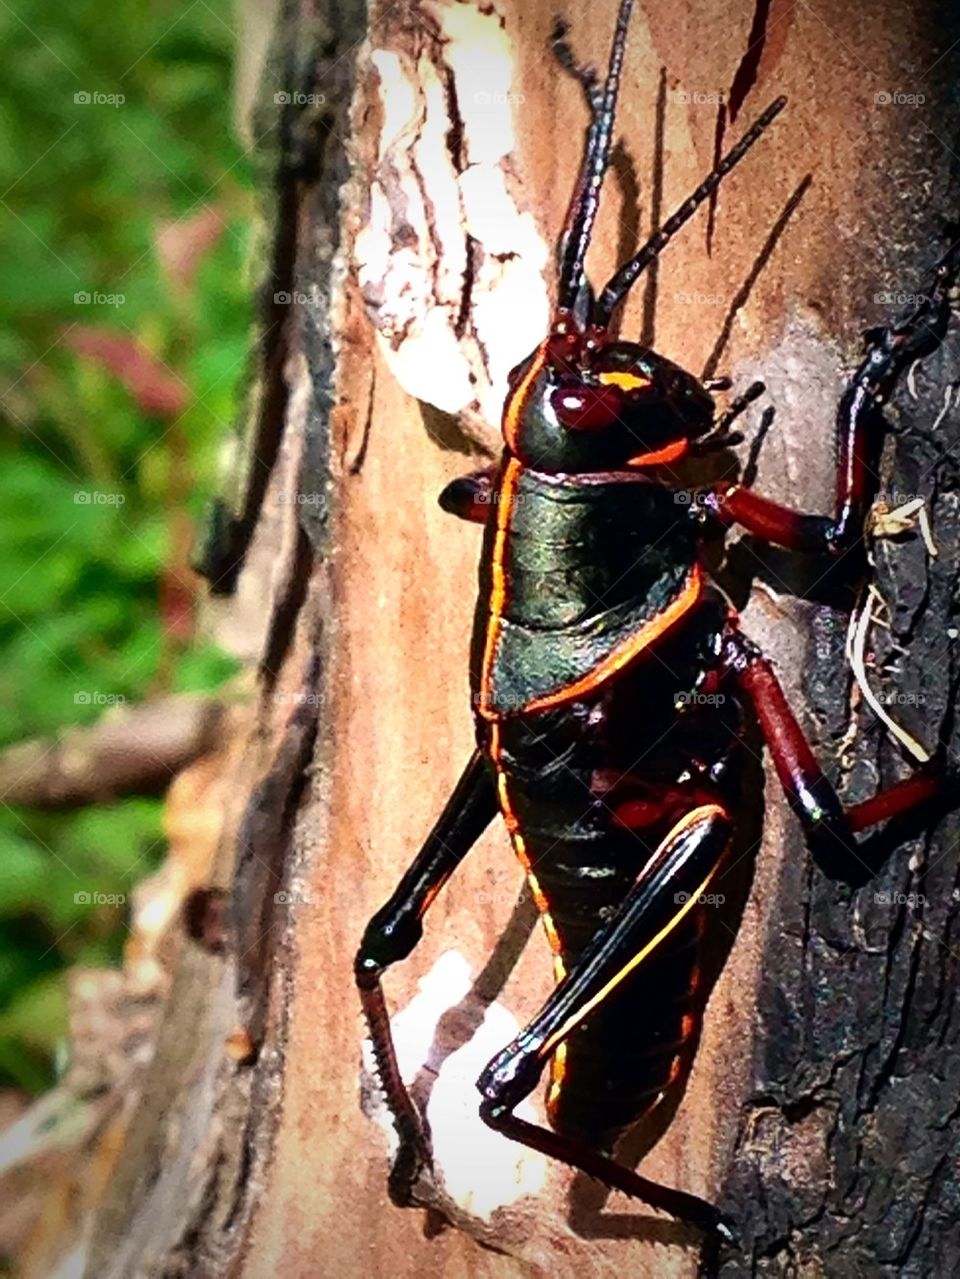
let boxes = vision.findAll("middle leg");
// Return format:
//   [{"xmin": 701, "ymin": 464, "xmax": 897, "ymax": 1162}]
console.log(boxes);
[{"xmin": 722, "ymin": 627, "xmax": 945, "ymax": 872}]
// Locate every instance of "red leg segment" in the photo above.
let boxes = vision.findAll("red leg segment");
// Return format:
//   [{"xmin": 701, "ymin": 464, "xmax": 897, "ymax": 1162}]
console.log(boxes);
[
  {"xmin": 724, "ymin": 629, "xmax": 945, "ymax": 854},
  {"xmin": 706, "ymin": 483, "xmax": 834, "ymax": 555}
]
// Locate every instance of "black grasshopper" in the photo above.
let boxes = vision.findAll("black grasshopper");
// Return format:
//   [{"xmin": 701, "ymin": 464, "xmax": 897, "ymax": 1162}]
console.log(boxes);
[{"xmin": 356, "ymin": 0, "xmax": 959, "ymax": 1248}]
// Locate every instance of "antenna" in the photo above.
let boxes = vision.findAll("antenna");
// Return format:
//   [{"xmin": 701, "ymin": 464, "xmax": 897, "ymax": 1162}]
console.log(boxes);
[
  {"xmin": 555, "ymin": 0, "xmax": 634, "ymax": 319},
  {"xmin": 593, "ymin": 95, "xmax": 787, "ymax": 329}
]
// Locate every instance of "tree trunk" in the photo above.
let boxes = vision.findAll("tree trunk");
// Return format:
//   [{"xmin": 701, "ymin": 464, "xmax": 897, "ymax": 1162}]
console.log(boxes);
[{"xmin": 86, "ymin": 0, "xmax": 960, "ymax": 1276}]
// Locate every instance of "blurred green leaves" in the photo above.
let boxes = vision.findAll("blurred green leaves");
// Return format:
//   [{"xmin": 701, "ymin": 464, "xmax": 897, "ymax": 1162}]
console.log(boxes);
[{"xmin": 0, "ymin": 0, "xmax": 250, "ymax": 1090}]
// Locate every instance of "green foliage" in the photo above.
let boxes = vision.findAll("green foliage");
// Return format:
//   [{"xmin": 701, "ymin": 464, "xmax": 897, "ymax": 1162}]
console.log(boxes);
[{"xmin": 0, "ymin": 0, "xmax": 249, "ymax": 1090}]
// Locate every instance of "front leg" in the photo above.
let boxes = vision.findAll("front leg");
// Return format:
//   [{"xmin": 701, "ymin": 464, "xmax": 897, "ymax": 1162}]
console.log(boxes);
[
  {"xmin": 438, "ymin": 464, "xmax": 499, "ymax": 524},
  {"xmin": 355, "ymin": 749, "xmax": 497, "ymax": 1203},
  {"xmin": 699, "ymin": 244, "xmax": 959, "ymax": 556}
]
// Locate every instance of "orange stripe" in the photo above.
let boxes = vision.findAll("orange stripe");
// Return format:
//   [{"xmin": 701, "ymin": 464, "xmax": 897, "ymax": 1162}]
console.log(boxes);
[
  {"xmin": 483, "ymin": 342, "xmax": 551, "ymax": 715},
  {"xmin": 503, "ymin": 340, "xmax": 549, "ymax": 453},
  {"xmin": 519, "ymin": 564, "xmax": 703, "ymax": 714},
  {"xmin": 634, "ymin": 798, "xmax": 724, "ymax": 877},
  {"xmin": 490, "ymin": 722, "xmax": 567, "ymax": 975},
  {"xmin": 546, "ymin": 1039, "xmax": 567, "ymax": 1112},
  {"xmin": 478, "ymin": 459, "xmax": 522, "ymax": 719},
  {"xmin": 626, "ymin": 438, "xmax": 688, "ymax": 467}
]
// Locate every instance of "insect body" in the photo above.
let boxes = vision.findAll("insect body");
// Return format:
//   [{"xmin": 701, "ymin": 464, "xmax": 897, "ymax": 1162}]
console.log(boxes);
[{"xmin": 356, "ymin": 0, "xmax": 959, "ymax": 1248}]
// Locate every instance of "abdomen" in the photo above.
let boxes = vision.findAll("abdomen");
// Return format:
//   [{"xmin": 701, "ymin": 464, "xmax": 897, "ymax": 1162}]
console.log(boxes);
[{"xmin": 478, "ymin": 595, "xmax": 740, "ymax": 1149}]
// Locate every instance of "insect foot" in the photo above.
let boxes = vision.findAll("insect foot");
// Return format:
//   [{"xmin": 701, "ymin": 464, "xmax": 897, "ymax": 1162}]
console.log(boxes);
[{"xmin": 387, "ymin": 1124, "xmax": 435, "ymax": 1209}]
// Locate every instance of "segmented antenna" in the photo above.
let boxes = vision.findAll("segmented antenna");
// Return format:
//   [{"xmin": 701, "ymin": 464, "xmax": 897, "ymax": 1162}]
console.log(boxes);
[
  {"xmin": 593, "ymin": 95, "xmax": 787, "ymax": 329},
  {"xmin": 556, "ymin": 0, "xmax": 634, "ymax": 318}
]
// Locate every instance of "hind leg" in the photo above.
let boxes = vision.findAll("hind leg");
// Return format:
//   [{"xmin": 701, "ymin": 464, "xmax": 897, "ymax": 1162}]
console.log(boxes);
[{"xmin": 476, "ymin": 805, "xmax": 736, "ymax": 1241}]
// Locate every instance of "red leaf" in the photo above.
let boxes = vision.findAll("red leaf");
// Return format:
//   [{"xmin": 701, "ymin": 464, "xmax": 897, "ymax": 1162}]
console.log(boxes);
[
  {"xmin": 155, "ymin": 206, "xmax": 226, "ymax": 290},
  {"xmin": 64, "ymin": 328, "xmax": 188, "ymax": 419}
]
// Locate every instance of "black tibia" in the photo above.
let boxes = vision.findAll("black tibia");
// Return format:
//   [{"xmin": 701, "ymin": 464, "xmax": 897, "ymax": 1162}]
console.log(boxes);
[
  {"xmin": 355, "ymin": 750, "xmax": 497, "ymax": 1203},
  {"xmin": 825, "ymin": 246, "xmax": 958, "ymax": 552},
  {"xmin": 700, "ymin": 243, "xmax": 960, "ymax": 557},
  {"xmin": 476, "ymin": 806, "xmax": 734, "ymax": 1238},
  {"xmin": 482, "ymin": 1104, "xmax": 735, "ymax": 1243}
]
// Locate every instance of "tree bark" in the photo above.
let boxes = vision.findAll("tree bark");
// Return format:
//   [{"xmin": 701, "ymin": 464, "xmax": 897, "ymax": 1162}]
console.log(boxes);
[{"xmin": 85, "ymin": 1, "xmax": 960, "ymax": 1276}]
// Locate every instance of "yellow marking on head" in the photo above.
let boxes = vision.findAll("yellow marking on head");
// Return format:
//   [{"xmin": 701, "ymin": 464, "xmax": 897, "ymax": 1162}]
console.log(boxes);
[{"xmin": 597, "ymin": 370, "xmax": 652, "ymax": 392}]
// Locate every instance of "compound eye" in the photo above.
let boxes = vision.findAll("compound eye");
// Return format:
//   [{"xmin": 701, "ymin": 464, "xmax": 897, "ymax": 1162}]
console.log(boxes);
[{"xmin": 551, "ymin": 382, "xmax": 625, "ymax": 430}]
